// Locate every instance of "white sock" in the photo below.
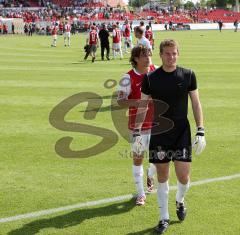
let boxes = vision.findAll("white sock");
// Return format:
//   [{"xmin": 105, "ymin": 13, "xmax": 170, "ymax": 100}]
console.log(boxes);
[
  {"xmin": 119, "ymin": 49, "xmax": 123, "ymax": 59},
  {"xmin": 132, "ymin": 165, "xmax": 145, "ymax": 196},
  {"xmin": 176, "ymin": 180, "xmax": 190, "ymax": 203},
  {"xmin": 113, "ymin": 50, "xmax": 116, "ymax": 59},
  {"xmin": 124, "ymin": 43, "xmax": 127, "ymax": 53},
  {"xmin": 157, "ymin": 181, "xmax": 169, "ymax": 220},
  {"xmin": 147, "ymin": 163, "xmax": 156, "ymax": 178}
]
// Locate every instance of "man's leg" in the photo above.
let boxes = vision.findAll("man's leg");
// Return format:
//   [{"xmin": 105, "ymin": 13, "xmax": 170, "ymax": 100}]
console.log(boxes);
[
  {"xmin": 174, "ymin": 161, "xmax": 190, "ymax": 221},
  {"xmin": 155, "ymin": 163, "xmax": 170, "ymax": 233},
  {"xmin": 64, "ymin": 35, "xmax": 67, "ymax": 46},
  {"xmin": 112, "ymin": 47, "xmax": 116, "ymax": 59},
  {"xmin": 119, "ymin": 45, "xmax": 123, "ymax": 59},
  {"xmin": 52, "ymin": 36, "xmax": 57, "ymax": 47},
  {"xmin": 156, "ymin": 163, "xmax": 170, "ymax": 220},
  {"xmin": 92, "ymin": 51, "xmax": 96, "ymax": 63},
  {"xmin": 133, "ymin": 154, "xmax": 145, "ymax": 205},
  {"xmin": 68, "ymin": 36, "xmax": 70, "ymax": 46},
  {"xmin": 146, "ymin": 163, "xmax": 156, "ymax": 192},
  {"xmin": 101, "ymin": 45, "xmax": 104, "ymax": 60},
  {"xmin": 123, "ymin": 39, "xmax": 127, "ymax": 53},
  {"xmin": 106, "ymin": 44, "xmax": 110, "ymax": 60}
]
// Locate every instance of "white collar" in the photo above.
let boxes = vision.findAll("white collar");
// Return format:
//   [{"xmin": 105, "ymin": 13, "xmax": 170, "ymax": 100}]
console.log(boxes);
[{"xmin": 133, "ymin": 68, "xmax": 142, "ymax": 76}]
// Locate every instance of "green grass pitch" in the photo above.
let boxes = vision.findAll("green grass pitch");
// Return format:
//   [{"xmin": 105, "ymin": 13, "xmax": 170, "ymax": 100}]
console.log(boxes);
[{"xmin": 0, "ymin": 30, "xmax": 240, "ymax": 234}]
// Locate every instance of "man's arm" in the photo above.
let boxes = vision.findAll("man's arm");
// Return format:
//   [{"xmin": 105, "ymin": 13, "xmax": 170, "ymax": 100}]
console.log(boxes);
[
  {"xmin": 96, "ymin": 34, "xmax": 99, "ymax": 47},
  {"xmin": 189, "ymin": 89, "xmax": 206, "ymax": 155},
  {"xmin": 117, "ymin": 74, "xmax": 139, "ymax": 108},
  {"xmin": 134, "ymin": 92, "xmax": 151, "ymax": 129},
  {"xmin": 189, "ymin": 89, "xmax": 203, "ymax": 127},
  {"xmin": 117, "ymin": 95, "xmax": 139, "ymax": 108}
]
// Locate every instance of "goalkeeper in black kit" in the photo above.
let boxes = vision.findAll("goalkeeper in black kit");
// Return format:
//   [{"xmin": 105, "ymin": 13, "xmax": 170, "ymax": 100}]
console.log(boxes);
[{"xmin": 133, "ymin": 39, "xmax": 206, "ymax": 234}]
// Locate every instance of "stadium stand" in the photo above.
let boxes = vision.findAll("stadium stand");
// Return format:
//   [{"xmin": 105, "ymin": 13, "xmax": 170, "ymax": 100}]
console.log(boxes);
[{"xmin": 0, "ymin": 0, "xmax": 239, "ymax": 24}]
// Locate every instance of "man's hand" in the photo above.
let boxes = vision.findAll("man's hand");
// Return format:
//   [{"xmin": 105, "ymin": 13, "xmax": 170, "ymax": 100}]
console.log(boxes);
[
  {"xmin": 132, "ymin": 129, "xmax": 144, "ymax": 155},
  {"xmin": 192, "ymin": 127, "xmax": 206, "ymax": 155}
]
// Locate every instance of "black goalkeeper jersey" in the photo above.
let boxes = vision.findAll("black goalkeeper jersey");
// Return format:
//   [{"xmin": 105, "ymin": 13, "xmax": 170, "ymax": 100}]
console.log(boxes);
[
  {"xmin": 141, "ymin": 66, "xmax": 197, "ymax": 146},
  {"xmin": 142, "ymin": 66, "xmax": 197, "ymax": 121}
]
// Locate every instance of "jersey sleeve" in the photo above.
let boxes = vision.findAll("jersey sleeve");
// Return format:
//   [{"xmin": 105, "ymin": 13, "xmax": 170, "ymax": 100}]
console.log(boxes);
[
  {"xmin": 146, "ymin": 39, "xmax": 151, "ymax": 49},
  {"xmin": 141, "ymin": 74, "xmax": 151, "ymax": 95},
  {"xmin": 188, "ymin": 70, "xmax": 197, "ymax": 91},
  {"xmin": 117, "ymin": 74, "xmax": 131, "ymax": 100}
]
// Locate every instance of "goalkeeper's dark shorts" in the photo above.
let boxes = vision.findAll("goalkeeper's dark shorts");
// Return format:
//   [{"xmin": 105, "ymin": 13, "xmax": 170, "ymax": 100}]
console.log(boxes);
[{"xmin": 148, "ymin": 119, "xmax": 192, "ymax": 163}]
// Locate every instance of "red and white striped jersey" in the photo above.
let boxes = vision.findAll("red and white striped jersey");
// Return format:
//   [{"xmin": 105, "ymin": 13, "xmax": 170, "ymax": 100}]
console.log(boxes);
[
  {"xmin": 89, "ymin": 30, "xmax": 98, "ymax": 45},
  {"xmin": 117, "ymin": 65, "xmax": 157, "ymax": 130},
  {"xmin": 122, "ymin": 24, "xmax": 131, "ymax": 37},
  {"xmin": 145, "ymin": 30, "xmax": 154, "ymax": 45},
  {"xmin": 112, "ymin": 28, "xmax": 121, "ymax": 43},
  {"xmin": 64, "ymin": 24, "xmax": 71, "ymax": 32},
  {"xmin": 51, "ymin": 26, "xmax": 58, "ymax": 35}
]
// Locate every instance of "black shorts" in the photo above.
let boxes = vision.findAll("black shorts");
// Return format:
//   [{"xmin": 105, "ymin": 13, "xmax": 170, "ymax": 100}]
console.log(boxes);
[{"xmin": 149, "ymin": 119, "xmax": 192, "ymax": 163}]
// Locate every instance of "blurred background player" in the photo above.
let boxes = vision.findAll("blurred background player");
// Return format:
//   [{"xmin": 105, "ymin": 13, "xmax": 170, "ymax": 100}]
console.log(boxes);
[
  {"xmin": 134, "ymin": 26, "xmax": 152, "ymax": 55},
  {"xmin": 139, "ymin": 21, "xmax": 145, "ymax": 33},
  {"xmin": 122, "ymin": 19, "xmax": 133, "ymax": 54},
  {"xmin": 85, "ymin": 25, "xmax": 99, "ymax": 63},
  {"xmin": 63, "ymin": 21, "xmax": 71, "ymax": 47},
  {"xmin": 145, "ymin": 25, "xmax": 154, "ymax": 50},
  {"xmin": 234, "ymin": 19, "xmax": 238, "ymax": 32},
  {"xmin": 51, "ymin": 23, "xmax": 58, "ymax": 47},
  {"xmin": 117, "ymin": 46, "xmax": 157, "ymax": 206},
  {"xmin": 98, "ymin": 24, "xmax": 110, "ymax": 60},
  {"xmin": 218, "ymin": 20, "xmax": 223, "ymax": 32},
  {"xmin": 112, "ymin": 23, "xmax": 123, "ymax": 60}
]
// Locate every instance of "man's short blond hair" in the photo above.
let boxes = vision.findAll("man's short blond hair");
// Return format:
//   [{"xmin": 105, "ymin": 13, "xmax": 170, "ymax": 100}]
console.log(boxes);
[{"xmin": 160, "ymin": 39, "xmax": 179, "ymax": 54}]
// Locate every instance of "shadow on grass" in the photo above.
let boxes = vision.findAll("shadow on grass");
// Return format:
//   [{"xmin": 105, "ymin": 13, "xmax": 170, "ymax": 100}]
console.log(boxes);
[
  {"xmin": 126, "ymin": 220, "xmax": 182, "ymax": 235},
  {"xmin": 8, "ymin": 199, "xmax": 135, "ymax": 235}
]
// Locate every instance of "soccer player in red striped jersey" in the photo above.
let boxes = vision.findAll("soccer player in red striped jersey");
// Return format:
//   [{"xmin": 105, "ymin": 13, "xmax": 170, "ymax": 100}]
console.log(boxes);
[
  {"xmin": 122, "ymin": 19, "xmax": 133, "ymax": 54},
  {"xmin": 117, "ymin": 46, "xmax": 157, "ymax": 206},
  {"xmin": 112, "ymin": 23, "xmax": 123, "ymax": 60},
  {"xmin": 86, "ymin": 25, "xmax": 99, "ymax": 63},
  {"xmin": 64, "ymin": 22, "xmax": 71, "ymax": 47},
  {"xmin": 145, "ymin": 25, "xmax": 154, "ymax": 50},
  {"xmin": 51, "ymin": 23, "xmax": 58, "ymax": 47}
]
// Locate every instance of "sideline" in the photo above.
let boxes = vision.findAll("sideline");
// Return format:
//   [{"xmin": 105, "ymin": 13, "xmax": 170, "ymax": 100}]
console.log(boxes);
[{"xmin": 1, "ymin": 173, "xmax": 239, "ymax": 223}]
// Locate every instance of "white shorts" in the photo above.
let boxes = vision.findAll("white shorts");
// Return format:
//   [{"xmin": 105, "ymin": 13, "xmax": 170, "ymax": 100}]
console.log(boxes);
[
  {"xmin": 64, "ymin": 32, "xmax": 70, "ymax": 38},
  {"xmin": 112, "ymin": 43, "xmax": 121, "ymax": 51},
  {"xmin": 130, "ymin": 130, "xmax": 151, "ymax": 153},
  {"xmin": 124, "ymin": 36, "xmax": 132, "ymax": 43},
  {"xmin": 52, "ymin": 35, "xmax": 57, "ymax": 40}
]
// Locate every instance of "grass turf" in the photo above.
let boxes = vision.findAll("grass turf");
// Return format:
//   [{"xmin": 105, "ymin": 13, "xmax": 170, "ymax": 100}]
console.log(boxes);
[{"xmin": 0, "ymin": 30, "xmax": 239, "ymax": 234}]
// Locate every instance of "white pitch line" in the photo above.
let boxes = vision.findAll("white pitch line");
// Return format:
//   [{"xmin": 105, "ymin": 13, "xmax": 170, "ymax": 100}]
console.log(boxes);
[{"xmin": 0, "ymin": 173, "xmax": 239, "ymax": 223}]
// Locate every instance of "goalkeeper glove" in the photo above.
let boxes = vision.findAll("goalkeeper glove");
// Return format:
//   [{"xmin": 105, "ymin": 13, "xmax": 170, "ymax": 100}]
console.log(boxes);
[
  {"xmin": 132, "ymin": 129, "xmax": 144, "ymax": 155},
  {"xmin": 192, "ymin": 127, "xmax": 206, "ymax": 155}
]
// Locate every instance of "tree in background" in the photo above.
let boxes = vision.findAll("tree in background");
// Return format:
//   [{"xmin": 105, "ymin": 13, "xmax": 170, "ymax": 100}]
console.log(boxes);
[
  {"xmin": 216, "ymin": 0, "xmax": 227, "ymax": 7},
  {"xmin": 206, "ymin": 0, "xmax": 217, "ymax": 8},
  {"xmin": 129, "ymin": 0, "xmax": 149, "ymax": 7},
  {"xmin": 184, "ymin": 1, "xmax": 195, "ymax": 9}
]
